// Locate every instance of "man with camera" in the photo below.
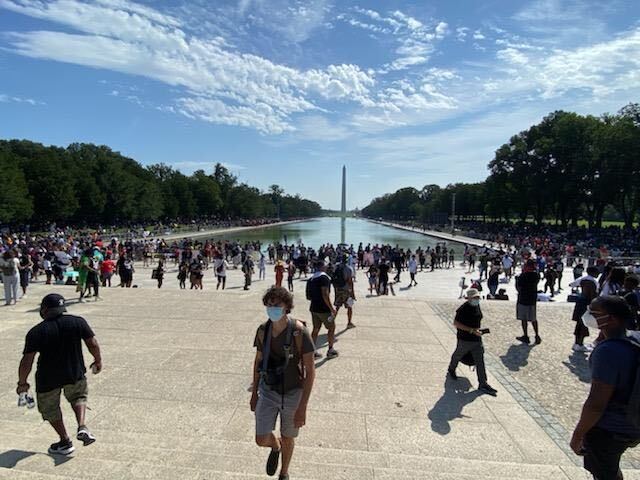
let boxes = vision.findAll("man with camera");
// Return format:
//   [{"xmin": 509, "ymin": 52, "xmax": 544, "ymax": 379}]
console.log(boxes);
[
  {"xmin": 251, "ymin": 286, "xmax": 316, "ymax": 480},
  {"xmin": 447, "ymin": 288, "xmax": 497, "ymax": 396}
]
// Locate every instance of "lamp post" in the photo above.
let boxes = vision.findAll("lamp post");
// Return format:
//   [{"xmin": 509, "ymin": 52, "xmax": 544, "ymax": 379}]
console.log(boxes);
[{"xmin": 451, "ymin": 192, "xmax": 456, "ymax": 234}]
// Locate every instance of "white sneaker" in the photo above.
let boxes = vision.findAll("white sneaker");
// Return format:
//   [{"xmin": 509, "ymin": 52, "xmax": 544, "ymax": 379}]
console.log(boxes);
[
  {"xmin": 79, "ymin": 298, "xmax": 86, "ymax": 303},
  {"xmin": 572, "ymin": 344, "xmax": 587, "ymax": 352}
]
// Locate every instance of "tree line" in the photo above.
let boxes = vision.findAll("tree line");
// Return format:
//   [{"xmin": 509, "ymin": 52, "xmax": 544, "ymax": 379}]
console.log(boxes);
[
  {"xmin": 0, "ymin": 140, "xmax": 322, "ymax": 225},
  {"xmin": 362, "ymin": 103, "xmax": 640, "ymax": 229}
]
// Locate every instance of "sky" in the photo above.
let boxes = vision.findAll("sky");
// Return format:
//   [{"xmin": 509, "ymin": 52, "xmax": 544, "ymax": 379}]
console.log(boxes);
[{"xmin": 1, "ymin": 0, "xmax": 639, "ymax": 210}]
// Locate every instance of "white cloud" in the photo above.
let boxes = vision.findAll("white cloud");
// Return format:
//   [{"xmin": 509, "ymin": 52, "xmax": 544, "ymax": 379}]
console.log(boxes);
[
  {"xmin": 491, "ymin": 28, "xmax": 640, "ymax": 99},
  {"xmin": 456, "ymin": 27, "xmax": 469, "ymax": 41},
  {"xmin": 1, "ymin": 0, "xmax": 377, "ymax": 134},
  {"xmin": 435, "ymin": 21, "xmax": 449, "ymax": 39},
  {"xmin": 472, "ymin": 30, "xmax": 485, "ymax": 40},
  {"xmin": 0, "ymin": 93, "xmax": 41, "ymax": 105},
  {"xmin": 295, "ymin": 115, "xmax": 353, "ymax": 141}
]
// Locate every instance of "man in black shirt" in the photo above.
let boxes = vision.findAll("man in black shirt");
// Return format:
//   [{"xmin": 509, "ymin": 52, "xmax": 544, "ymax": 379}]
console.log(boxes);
[
  {"xmin": 306, "ymin": 261, "xmax": 338, "ymax": 359},
  {"xmin": 447, "ymin": 289, "xmax": 497, "ymax": 396},
  {"xmin": 17, "ymin": 294, "xmax": 102, "ymax": 455},
  {"xmin": 516, "ymin": 259, "xmax": 541, "ymax": 344}
]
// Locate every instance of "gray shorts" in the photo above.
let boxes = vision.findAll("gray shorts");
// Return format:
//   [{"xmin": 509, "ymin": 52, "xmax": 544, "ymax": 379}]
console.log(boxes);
[
  {"xmin": 255, "ymin": 384, "xmax": 303, "ymax": 438},
  {"xmin": 517, "ymin": 303, "xmax": 537, "ymax": 322}
]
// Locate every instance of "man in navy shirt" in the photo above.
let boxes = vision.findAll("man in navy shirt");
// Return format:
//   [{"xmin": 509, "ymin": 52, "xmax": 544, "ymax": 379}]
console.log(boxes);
[{"xmin": 571, "ymin": 295, "xmax": 640, "ymax": 479}]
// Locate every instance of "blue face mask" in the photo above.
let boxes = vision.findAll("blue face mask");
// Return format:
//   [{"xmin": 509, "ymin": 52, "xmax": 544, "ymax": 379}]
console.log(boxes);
[{"xmin": 266, "ymin": 306, "xmax": 285, "ymax": 321}]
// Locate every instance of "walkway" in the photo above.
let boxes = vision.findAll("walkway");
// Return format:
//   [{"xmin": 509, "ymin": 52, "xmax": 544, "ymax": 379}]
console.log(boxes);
[{"xmin": 2, "ymin": 266, "xmax": 637, "ymax": 479}]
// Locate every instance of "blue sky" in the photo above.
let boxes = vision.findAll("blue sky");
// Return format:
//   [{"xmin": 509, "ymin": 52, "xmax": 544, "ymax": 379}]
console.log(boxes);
[{"xmin": 1, "ymin": 0, "xmax": 639, "ymax": 210}]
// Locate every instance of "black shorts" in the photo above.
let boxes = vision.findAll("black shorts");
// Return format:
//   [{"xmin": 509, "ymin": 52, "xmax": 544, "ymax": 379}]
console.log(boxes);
[{"xmin": 584, "ymin": 427, "xmax": 640, "ymax": 480}]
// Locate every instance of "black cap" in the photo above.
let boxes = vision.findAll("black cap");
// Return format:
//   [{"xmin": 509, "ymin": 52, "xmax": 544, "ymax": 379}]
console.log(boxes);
[{"xmin": 41, "ymin": 293, "xmax": 67, "ymax": 311}]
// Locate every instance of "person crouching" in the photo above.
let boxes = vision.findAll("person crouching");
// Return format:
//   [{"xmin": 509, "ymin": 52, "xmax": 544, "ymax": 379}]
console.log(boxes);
[{"xmin": 447, "ymin": 288, "xmax": 497, "ymax": 396}]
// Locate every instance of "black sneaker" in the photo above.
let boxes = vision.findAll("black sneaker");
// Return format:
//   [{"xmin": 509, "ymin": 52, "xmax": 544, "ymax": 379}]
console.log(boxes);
[
  {"xmin": 266, "ymin": 448, "xmax": 280, "ymax": 476},
  {"xmin": 48, "ymin": 439, "xmax": 75, "ymax": 455},
  {"xmin": 516, "ymin": 335, "xmax": 530, "ymax": 344},
  {"xmin": 326, "ymin": 348, "xmax": 339, "ymax": 359},
  {"xmin": 479, "ymin": 384, "xmax": 498, "ymax": 396},
  {"xmin": 447, "ymin": 369, "xmax": 458, "ymax": 380},
  {"xmin": 278, "ymin": 475, "xmax": 289, "ymax": 480},
  {"xmin": 534, "ymin": 336, "xmax": 542, "ymax": 345},
  {"xmin": 77, "ymin": 426, "xmax": 96, "ymax": 446}
]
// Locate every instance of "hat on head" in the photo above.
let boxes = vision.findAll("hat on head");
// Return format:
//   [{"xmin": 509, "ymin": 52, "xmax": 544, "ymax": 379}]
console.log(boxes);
[
  {"xmin": 41, "ymin": 293, "xmax": 67, "ymax": 311},
  {"xmin": 465, "ymin": 288, "xmax": 480, "ymax": 299}
]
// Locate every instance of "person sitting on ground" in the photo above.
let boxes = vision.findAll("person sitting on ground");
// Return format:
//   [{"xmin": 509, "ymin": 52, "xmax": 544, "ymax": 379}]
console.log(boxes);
[{"xmin": 447, "ymin": 288, "xmax": 497, "ymax": 396}]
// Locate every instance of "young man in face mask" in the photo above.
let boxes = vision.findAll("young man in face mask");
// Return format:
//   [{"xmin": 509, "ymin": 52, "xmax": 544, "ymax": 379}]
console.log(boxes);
[
  {"xmin": 571, "ymin": 296, "xmax": 640, "ymax": 479},
  {"xmin": 447, "ymin": 288, "xmax": 497, "ymax": 396},
  {"xmin": 251, "ymin": 287, "xmax": 316, "ymax": 480},
  {"xmin": 16, "ymin": 294, "xmax": 102, "ymax": 455}
]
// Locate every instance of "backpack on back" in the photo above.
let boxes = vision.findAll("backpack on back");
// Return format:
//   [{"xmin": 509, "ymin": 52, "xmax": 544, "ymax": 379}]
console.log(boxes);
[
  {"xmin": 1, "ymin": 260, "xmax": 17, "ymax": 276},
  {"xmin": 332, "ymin": 264, "xmax": 347, "ymax": 288}
]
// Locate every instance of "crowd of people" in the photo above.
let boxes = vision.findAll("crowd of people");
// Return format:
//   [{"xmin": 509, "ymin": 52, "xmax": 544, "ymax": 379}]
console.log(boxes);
[{"xmin": 5, "ymin": 221, "xmax": 640, "ymax": 480}]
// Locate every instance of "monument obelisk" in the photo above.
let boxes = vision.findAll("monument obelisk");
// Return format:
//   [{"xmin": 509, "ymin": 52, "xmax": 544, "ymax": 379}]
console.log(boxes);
[{"xmin": 340, "ymin": 165, "xmax": 346, "ymax": 244}]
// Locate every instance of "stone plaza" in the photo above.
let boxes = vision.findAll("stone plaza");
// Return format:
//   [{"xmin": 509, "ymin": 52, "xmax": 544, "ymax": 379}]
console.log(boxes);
[{"xmin": 1, "ymin": 262, "xmax": 639, "ymax": 479}]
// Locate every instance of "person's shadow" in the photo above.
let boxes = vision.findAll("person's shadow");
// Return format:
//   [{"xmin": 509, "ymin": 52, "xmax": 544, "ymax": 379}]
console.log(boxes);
[
  {"xmin": 427, "ymin": 377, "xmax": 482, "ymax": 435},
  {"xmin": 499, "ymin": 344, "xmax": 532, "ymax": 372},
  {"xmin": 0, "ymin": 449, "xmax": 71, "ymax": 467},
  {"xmin": 562, "ymin": 351, "xmax": 591, "ymax": 383}
]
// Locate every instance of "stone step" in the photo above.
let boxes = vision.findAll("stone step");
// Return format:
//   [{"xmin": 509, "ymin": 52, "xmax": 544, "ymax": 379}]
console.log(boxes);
[{"xmin": 0, "ymin": 426, "xmax": 578, "ymax": 480}]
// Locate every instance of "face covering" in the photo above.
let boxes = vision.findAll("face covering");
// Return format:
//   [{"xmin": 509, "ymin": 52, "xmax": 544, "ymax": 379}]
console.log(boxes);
[
  {"xmin": 266, "ymin": 306, "xmax": 285, "ymax": 322},
  {"xmin": 469, "ymin": 299, "xmax": 480, "ymax": 307},
  {"xmin": 582, "ymin": 310, "xmax": 608, "ymax": 330}
]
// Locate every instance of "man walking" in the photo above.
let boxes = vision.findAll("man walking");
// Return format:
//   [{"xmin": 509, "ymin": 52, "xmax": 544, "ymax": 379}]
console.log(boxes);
[
  {"xmin": 447, "ymin": 289, "xmax": 497, "ymax": 396},
  {"xmin": 571, "ymin": 296, "xmax": 640, "ymax": 479},
  {"xmin": 408, "ymin": 255, "xmax": 418, "ymax": 287},
  {"xmin": 243, "ymin": 255, "xmax": 255, "ymax": 291},
  {"xmin": 17, "ymin": 294, "xmax": 102, "ymax": 455},
  {"xmin": 516, "ymin": 259, "xmax": 541, "ymax": 345},
  {"xmin": 332, "ymin": 255, "xmax": 356, "ymax": 329},
  {"xmin": 251, "ymin": 287, "xmax": 316, "ymax": 480},
  {"xmin": 306, "ymin": 261, "xmax": 338, "ymax": 359}
]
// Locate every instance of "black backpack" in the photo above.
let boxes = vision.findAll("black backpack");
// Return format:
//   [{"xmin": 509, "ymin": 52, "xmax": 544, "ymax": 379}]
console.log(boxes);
[{"xmin": 332, "ymin": 264, "xmax": 347, "ymax": 288}]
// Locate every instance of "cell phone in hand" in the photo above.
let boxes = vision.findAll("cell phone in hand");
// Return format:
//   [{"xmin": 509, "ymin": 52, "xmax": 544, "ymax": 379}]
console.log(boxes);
[{"xmin": 479, "ymin": 328, "xmax": 490, "ymax": 334}]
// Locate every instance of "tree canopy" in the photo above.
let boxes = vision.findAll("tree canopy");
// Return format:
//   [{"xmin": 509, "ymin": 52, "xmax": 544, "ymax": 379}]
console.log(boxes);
[
  {"xmin": 362, "ymin": 103, "xmax": 640, "ymax": 228},
  {"xmin": 0, "ymin": 140, "xmax": 322, "ymax": 225}
]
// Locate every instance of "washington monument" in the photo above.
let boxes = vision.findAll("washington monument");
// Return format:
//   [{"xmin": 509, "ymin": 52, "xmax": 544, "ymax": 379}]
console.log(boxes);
[{"xmin": 341, "ymin": 165, "xmax": 346, "ymax": 215}]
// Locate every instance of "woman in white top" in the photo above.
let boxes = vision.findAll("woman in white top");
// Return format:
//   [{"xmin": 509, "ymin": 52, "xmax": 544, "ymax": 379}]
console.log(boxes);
[
  {"xmin": 258, "ymin": 254, "xmax": 266, "ymax": 280},
  {"xmin": 214, "ymin": 255, "xmax": 229, "ymax": 290},
  {"xmin": 1, "ymin": 250, "xmax": 20, "ymax": 305}
]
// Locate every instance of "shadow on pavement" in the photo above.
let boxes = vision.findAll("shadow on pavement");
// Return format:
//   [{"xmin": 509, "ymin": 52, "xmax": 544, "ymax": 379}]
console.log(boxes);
[
  {"xmin": 0, "ymin": 449, "xmax": 71, "ymax": 468},
  {"xmin": 427, "ymin": 377, "xmax": 481, "ymax": 435},
  {"xmin": 499, "ymin": 343, "xmax": 532, "ymax": 372},
  {"xmin": 562, "ymin": 351, "xmax": 591, "ymax": 383}
]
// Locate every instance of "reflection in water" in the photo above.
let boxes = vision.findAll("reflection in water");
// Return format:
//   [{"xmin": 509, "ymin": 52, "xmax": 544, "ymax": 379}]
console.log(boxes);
[{"xmin": 204, "ymin": 217, "xmax": 461, "ymax": 253}]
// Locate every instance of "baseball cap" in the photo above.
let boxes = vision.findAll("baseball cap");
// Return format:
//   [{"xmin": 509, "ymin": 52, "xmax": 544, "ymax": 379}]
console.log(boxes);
[{"xmin": 40, "ymin": 293, "xmax": 67, "ymax": 311}]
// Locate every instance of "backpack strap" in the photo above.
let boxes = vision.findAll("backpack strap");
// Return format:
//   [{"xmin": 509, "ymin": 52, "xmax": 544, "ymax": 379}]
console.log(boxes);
[{"xmin": 260, "ymin": 320, "xmax": 273, "ymax": 374}]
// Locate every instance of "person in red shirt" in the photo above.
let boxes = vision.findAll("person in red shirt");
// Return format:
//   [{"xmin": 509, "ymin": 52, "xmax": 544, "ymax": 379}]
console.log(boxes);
[{"xmin": 100, "ymin": 255, "xmax": 116, "ymax": 287}]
